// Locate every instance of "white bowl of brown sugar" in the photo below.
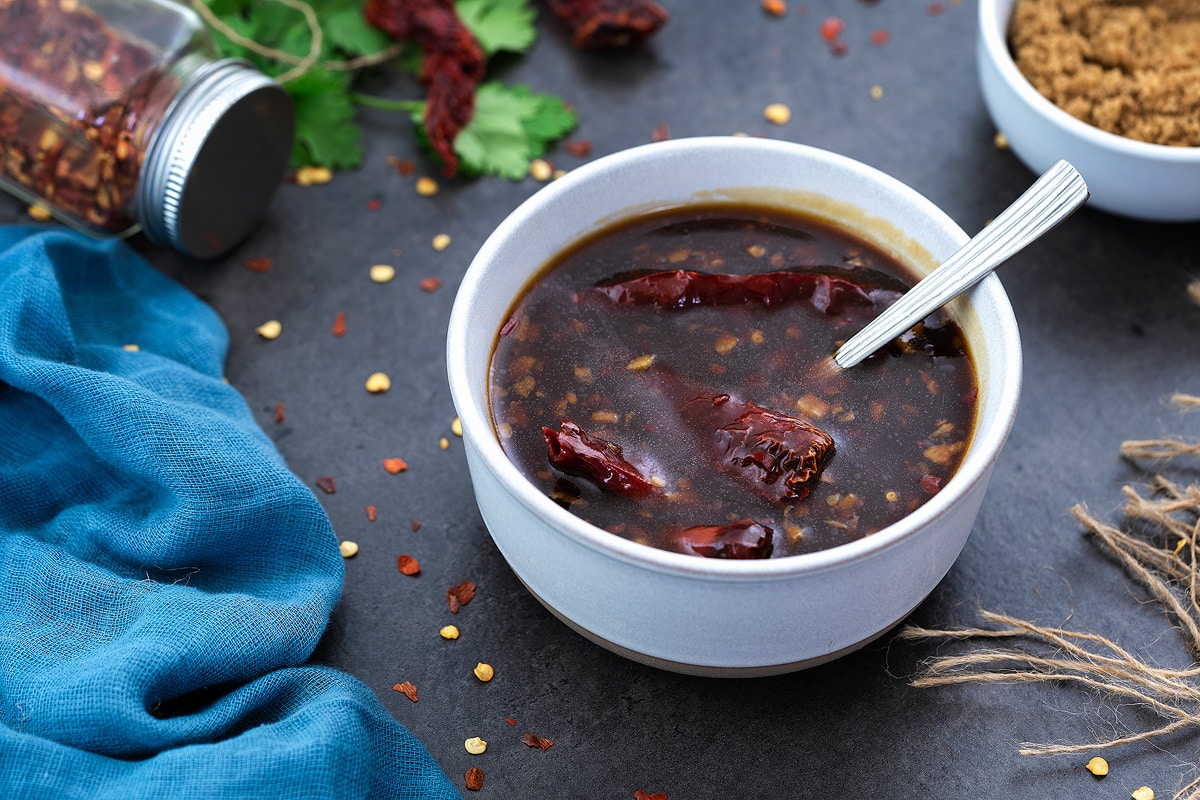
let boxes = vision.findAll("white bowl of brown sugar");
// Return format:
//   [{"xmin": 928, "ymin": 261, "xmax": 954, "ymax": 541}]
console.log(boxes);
[
  {"xmin": 978, "ymin": 0, "xmax": 1200, "ymax": 222},
  {"xmin": 447, "ymin": 136, "xmax": 1024, "ymax": 676}
]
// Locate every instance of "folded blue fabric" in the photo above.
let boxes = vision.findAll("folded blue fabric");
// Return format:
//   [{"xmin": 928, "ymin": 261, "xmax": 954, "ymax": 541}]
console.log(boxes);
[{"xmin": 0, "ymin": 228, "xmax": 460, "ymax": 799}]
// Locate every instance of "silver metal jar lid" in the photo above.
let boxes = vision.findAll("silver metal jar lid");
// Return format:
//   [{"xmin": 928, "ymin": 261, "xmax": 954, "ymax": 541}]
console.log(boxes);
[{"xmin": 138, "ymin": 59, "xmax": 294, "ymax": 259}]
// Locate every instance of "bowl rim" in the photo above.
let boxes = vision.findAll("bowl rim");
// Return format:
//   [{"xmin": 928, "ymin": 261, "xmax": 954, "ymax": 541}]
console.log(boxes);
[
  {"xmin": 447, "ymin": 136, "xmax": 1022, "ymax": 583},
  {"xmin": 978, "ymin": 0, "xmax": 1200, "ymax": 162}
]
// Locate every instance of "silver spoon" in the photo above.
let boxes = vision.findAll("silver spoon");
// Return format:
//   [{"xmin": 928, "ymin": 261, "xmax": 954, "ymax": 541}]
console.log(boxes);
[{"xmin": 832, "ymin": 160, "xmax": 1089, "ymax": 369}]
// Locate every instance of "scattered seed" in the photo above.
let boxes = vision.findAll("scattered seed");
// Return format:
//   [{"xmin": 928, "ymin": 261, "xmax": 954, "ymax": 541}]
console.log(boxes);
[
  {"xmin": 415, "ymin": 176, "xmax": 439, "ymax": 196},
  {"xmin": 473, "ymin": 662, "xmax": 495, "ymax": 682},
  {"xmin": 451, "ymin": 417, "xmax": 463, "ymax": 437},
  {"xmin": 397, "ymin": 554, "xmax": 421, "ymax": 575},
  {"xmin": 464, "ymin": 767, "xmax": 485, "ymax": 791},
  {"xmin": 1085, "ymin": 757, "xmax": 1109, "ymax": 777},
  {"xmin": 761, "ymin": 0, "xmax": 786, "ymax": 16},
  {"xmin": 714, "ymin": 333, "xmax": 739, "ymax": 355},
  {"xmin": 27, "ymin": 202, "xmax": 52, "ymax": 221},
  {"xmin": 122, "ymin": 343, "xmax": 139, "ymax": 352},
  {"xmin": 366, "ymin": 505, "xmax": 378, "ymax": 522},
  {"xmin": 370, "ymin": 264, "xmax": 396, "ymax": 283},
  {"xmin": 392, "ymin": 681, "xmax": 418, "ymax": 702},
  {"xmin": 339, "ymin": 540, "xmax": 359, "ymax": 558},
  {"xmin": 365, "ymin": 372, "xmax": 392, "ymax": 393},
  {"xmin": 994, "ymin": 131, "xmax": 1010, "ymax": 150},
  {"xmin": 869, "ymin": 84, "xmax": 884, "ymax": 100},
  {"xmin": 295, "ymin": 165, "xmax": 332, "ymax": 186},
  {"xmin": 439, "ymin": 437, "xmax": 450, "ymax": 450},
  {"xmin": 315, "ymin": 476, "xmax": 337, "ymax": 494},
  {"xmin": 256, "ymin": 320, "xmax": 282, "ymax": 340},
  {"xmin": 420, "ymin": 276, "xmax": 442, "ymax": 292},
  {"xmin": 383, "ymin": 457, "xmax": 409, "ymax": 474},
  {"xmin": 1132, "ymin": 788, "xmax": 1154, "ymax": 800},
  {"xmin": 244, "ymin": 257, "xmax": 273, "ymax": 272},
  {"xmin": 440, "ymin": 625, "xmax": 460, "ymax": 640},
  {"xmin": 274, "ymin": 403, "xmax": 286, "ymax": 424},
  {"xmin": 763, "ymin": 103, "xmax": 792, "ymax": 125},
  {"xmin": 332, "ymin": 310, "xmax": 346, "ymax": 337},
  {"xmin": 464, "ymin": 737, "xmax": 487, "ymax": 755},
  {"xmin": 432, "ymin": 233, "xmax": 451, "ymax": 251},
  {"xmin": 529, "ymin": 159, "xmax": 553, "ymax": 181}
]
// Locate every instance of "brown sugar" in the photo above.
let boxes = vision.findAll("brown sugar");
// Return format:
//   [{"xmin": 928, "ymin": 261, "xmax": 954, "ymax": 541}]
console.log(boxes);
[{"xmin": 1008, "ymin": 0, "xmax": 1200, "ymax": 147}]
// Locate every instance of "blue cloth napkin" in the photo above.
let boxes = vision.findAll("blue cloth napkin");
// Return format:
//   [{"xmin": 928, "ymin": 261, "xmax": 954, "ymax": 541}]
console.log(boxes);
[{"xmin": 0, "ymin": 228, "xmax": 461, "ymax": 799}]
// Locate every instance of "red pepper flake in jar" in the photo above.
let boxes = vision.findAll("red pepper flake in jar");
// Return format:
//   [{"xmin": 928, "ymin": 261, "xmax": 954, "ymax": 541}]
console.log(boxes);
[
  {"xmin": 397, "ymin": 554, "xmax": 421, "ymax": 575},
  {"xmin": 392, "ymin": 680, "xmax": 418, "ymax": 702},
  {"xmin": 332, "ymin": 310, "xmax": 347, "ymax": 337},
  {"xmin": 464, "ymin": 767, "xmax": 485, "ymax": 792},
  {"xmin": 366, "ymin": 505, "xmax": 379, "ymax": 522},
  {"xmin": 419, "ymin": 277, "xmax": 443, "ymax": 292},
  {"xmin": 383, "ymin": 457, "xmax": 409, "ymax": 474},
  {"xmin": 245, "ymin": 257, "xmax": 274, "ymax": 273},
  {"xmin": 520, "ymin": 733, "xmax": 554, "ymax": 750},
  {"xmin": 446, "ymin": 579, "xmax": 477, "ymax": 613},
  {"xmin": 315, "ymin": 476, "xmax": 337, "ymax": 494}
]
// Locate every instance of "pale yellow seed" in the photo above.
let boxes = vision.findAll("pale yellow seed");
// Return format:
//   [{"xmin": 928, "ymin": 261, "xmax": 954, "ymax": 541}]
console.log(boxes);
[
  {"xmin": 994, "ymin": 131, "xmax": 1010, "ymax": 150},
  {"xmin": 650, "ymin": 475, "xmax": 667, "ymax": 488},
  {"xmin": 370, "ymin": 264, "xmax": 396, "ymax": 283},
  {"xmin": 122, "ymin": 344, "xmax": 140, "ymax": 352},
  {"xmin": 591, "ymin": 411, "xmax": 620, "ymax": 424},
  {"xmin": 339, "ymin": 541, "xmax": 359, "ymax": 558},
  {"xmin": 432, "ymin": 233, "xmax": 451, "ymax": 252},
  {"xmin": 365, "ymin": 372, "xmax": 391, "ymax": 393},
  {"xmin": 439, "ymin": 437, "xmax": 450, "ymax": 451},
  {"xmin": 869, "ymin": 84, "xmax": 884, "ymax": 100},
  {"xmin": 552, "ymin": 169, "xmax": 568, "ymax": 180},
  {"xmin": 256, "ymin": 320, "xmax": 282, "ymax": 340},
  {"xmin": 1085, "ymin": 757, "xmax": 1108, "ymax": 777},
  {"xmin": 1132, "ymin": 787, "xmax": 1154, "ymax": 800},
  {"xmin": 415, "ymin": 176, "xmax": 439, "ymax": 196},
  {"xmin": 295, "ymin": 165, "xmax": 333, "ymax": 186},
  {"xmin": 529, "ymin": 159, "xmax": 553, "ymax": 181},
  {"xmin": 764, "ymin": 102, "xmax": 792, "ymax": 125},
  {"xmin": 473, "ymin": 662, "xmax": 494, "ymax": 682},
  {"xmin": 714, "ymin": 333, "xmax": 738, "ymax": 355},
  {"xmin": 464, "ymin": 737, "xmax": 487, "ymax": 755},
  {"xmin": 439, "ymin": 625, "xmax": 460, "ymax": 640},
  {"xmin": 451, "ymin": 417, "xmax": 463, "ymax": 436},
  {"xmin": 747, "ymin": 244, "xmax": 766, "ymax": 258},
  {"xmin": 27, "ymin": 203, "xmax": 52, "ymax": 222},
  {"xmin": 627, "ymin": 354, "xmax": 655, "ymax": 372}
]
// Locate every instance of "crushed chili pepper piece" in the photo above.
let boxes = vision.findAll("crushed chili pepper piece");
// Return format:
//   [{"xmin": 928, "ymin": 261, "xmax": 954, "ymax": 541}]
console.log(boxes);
[
  {"xmin": 819, "ymin": 16, "xmax": 843, "ymax": 42},
  {"xmin": 464, "ymin": 767, "xmax": 485, "ymax": 791},
  {"xmin": 392, "ymin": 680, "xmax": 418, "ymax": 702},
  {"xmin": 387, "ymin": 155, "xmax": 417, "ymax": 175},
  {"xmin": 565, "ymin": 139, "xmax": 593, "ymax": 157},
  {"xmin": 315, "ymin": 476, "xmax": 337, "ymax": 494},
  {"xmin": 543, "ymin": 0, "xmax": 669, "ymax": 49},
  {"xmin": 273, "ymin": 403, "xmax": 286, "ymax": 424},
  {"xmin": 411, "ymin": 519, "xmax": 423, "ymax": 532},
  {"xmin": 245, "ymin": 257, "xmax": 273, "ymax": 273},
  {"xmin": 505, "ymin": 718, "xmax": 516, "ymax": 725},
  {"xmin": 650, "ymin": 122, "xmax": 671, "ymax": 142},
  {"xmin": 366, "ymin": 505, "xmax": 379, "ymax": 522},
  {"xmin": 634, "ymin": 792, "xmax": 668, "ymax": 800},
  {"xmin": 762, "ymin": 0, "xmax": 786, "ymax": 17},
  {"xmin": 364, "ymin": 0, "xmax": 484, "ymax": 176},
  {"xmin": 367, "ymin": 197, "xmax": 383, "ymax": 211},
  {"xmin": 384, "ymin": 457, "xmax": 409, "ymax": 474},
  {"xmin": 521, "ymin": 732, "xmax": 554, "ymax": 750},
  {"xmin": 543, "ymin": 420, "xmax": 657, "ymax": 497},
  {"xmin": 397, "ymin": 554, "xmax": 421, "ymax": 575},
  {"xmin": 870, "ymin": 28, "xmax": 891, "ymax": 46},
  {"xmin": 920, "ymin": 474, "xmax": 941, "ymax": 495},
  {"xmin": 332, "ymin": 310, "xmax": 346, "ymax": 337},
  {"xmin": 446, "ymin": 579, "xmax": 477, "ymax": 613},
  {"xmin": 420, "ymin": 277, "xmax": 443, "ymax": 292},
  {"xmin": 926, "ymin": 2, "xmax": 946, "ymax": 15}
]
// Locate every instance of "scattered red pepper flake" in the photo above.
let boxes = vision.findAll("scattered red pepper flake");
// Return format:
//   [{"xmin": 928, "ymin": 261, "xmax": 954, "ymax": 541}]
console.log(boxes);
[
  {"xmin": 504, "ymin": 717, "xmax": 516, "ymax": 726},
  {"xmin": 392, "ymin": 680, "xmax": 418, "ymax": 702},
  {"xmin": 244, "ymin": 257, "xmax": 273, "ymax": 273},
  {"xmin": 387, "ymin": 155, "xmax": 417, "ymax": 175},
  {"xmin": 411, "ymin": 519, "xmax": 423, "ymax": 532},
  {"xmin": 926, "ymin": 1, "xmax": 946, "ymax": 14},
  {"xmin": 819, "ymin": 16, "xmax": 843, "ymax": 42},
  {"xmin": 446, "ymin": 579, "xmax": 477, "ymax": 613},
  {"xmin": 520, "ymin": 732, "xmax": 554, "ymax": 750},
  {"xmin": 464, "ymin": 767, "xmax": 485, "ymax": 791},
  {"xmin": 564, "ymin": 139, "xmax": 593, "ymax": 157},
  {"xmin": 650, "ymin": 122, "xmax": 671, "ymax": 142},
  {"xmin": 761, "ymin": 0, "xmax": 786, "ymax": 17},
  {"xmin": 634, "ymin": 792, "xmax": 668, "ymax": 800},
  {"xmin": 870, "ymin": 28, "xmax": 890, "ymax": 46},
  {"xmin": 315, "ymin": 476, "xmax": 337, "ymax": 494},
  {"xmin": 419, "ymin": 276, "xmax": 443, "ymax": 292},
  {"xmin": 398, "ymin": 554, "xmax": 421, "ymax": 575},
  {"xmin": 367, "ymin": 197, "xmax": 383, "ymax": 211},
  {"xmin": 332, "ymin": 310, "xmax": 347, "ymax": 337},
  {"xmin": 543, "ymin": 0, "xmax": 669, "ymax": 49},
  {"xmin": 366, "ymin": 505, "xmax": 379, "ymax": 522},
  {"xmin": 384, "ymin": 457, "xmax": 409, "ymax": 474},
  {"xmin": 273, "ymin": 402, "xmax": 286, "ymax": 424}
]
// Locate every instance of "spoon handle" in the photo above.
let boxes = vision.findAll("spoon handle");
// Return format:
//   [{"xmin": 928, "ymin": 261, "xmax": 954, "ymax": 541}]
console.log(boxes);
[{"xmin": 833, "ymin": 160, "xmax": 1089, "ymax": 369}]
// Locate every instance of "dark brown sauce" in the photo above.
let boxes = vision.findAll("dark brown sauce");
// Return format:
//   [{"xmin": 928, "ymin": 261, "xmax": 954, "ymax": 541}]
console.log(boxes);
[{"xmin": 488, "ymin": 204, "xmax": 977, "ymax": 558}]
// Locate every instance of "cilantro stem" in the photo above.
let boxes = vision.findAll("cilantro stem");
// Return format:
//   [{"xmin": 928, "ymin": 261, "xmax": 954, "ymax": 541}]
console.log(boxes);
[{"xmin": 350, "ymin": 93, "xmax": 424, "ymax": 113}]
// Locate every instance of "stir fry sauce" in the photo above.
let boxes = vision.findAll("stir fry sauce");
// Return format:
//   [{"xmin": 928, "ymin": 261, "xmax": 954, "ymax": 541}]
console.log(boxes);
[{"xmin": 488, "ymin": 204, "xmax": 977, "ymax": 558}]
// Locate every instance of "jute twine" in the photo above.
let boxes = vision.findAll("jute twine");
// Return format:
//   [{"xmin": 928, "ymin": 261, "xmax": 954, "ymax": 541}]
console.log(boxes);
[
  {"xmin": 187, "ymin": 0, "xmax": 404, "ymax": 84},
  {"xmin": 900, "ymin": 392, "xmax": 1200, "ymax": 798}
]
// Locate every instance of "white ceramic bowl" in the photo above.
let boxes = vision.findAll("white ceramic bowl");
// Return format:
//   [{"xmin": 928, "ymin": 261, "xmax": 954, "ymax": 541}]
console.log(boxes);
[
  {"xmin": 978, "ymin": 0, "xmax": 1200, "ymax": 222},
  {"xmin": 446, "ymin": 137, "xmax": 1022, "ymax": 677}
]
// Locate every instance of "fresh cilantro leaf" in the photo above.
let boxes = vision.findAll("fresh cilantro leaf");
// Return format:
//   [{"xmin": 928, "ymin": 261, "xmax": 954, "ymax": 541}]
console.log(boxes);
[
  {"xmin": 456, "ymin": 0, "xmax": 538, "ymax": 56},
  {"xmin": 288, "ymin": 69, "xmax": 363, "ymax": 170},
  {"xmin": 323, "ymin": 7, "xmax": 394, "ymax": 57},
  {"xmin": 450, "ymin": 83, "xmax": 577, "ymax": 179}
]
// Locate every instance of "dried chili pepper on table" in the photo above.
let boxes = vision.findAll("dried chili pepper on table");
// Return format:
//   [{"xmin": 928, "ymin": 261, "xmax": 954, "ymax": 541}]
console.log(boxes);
[
  {"xmin": 364, "ymin": 0, "xmax": 485, "ymax": 176},
  {"xmin": 543, "ymin": 0, "xmax": 669, "ymax": 49}
]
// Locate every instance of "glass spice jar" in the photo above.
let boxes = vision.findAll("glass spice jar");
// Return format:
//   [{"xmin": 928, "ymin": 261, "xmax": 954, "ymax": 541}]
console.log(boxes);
[{"xmin": 0, "ymin": 0, "xmax": 294, "ymax": 258}]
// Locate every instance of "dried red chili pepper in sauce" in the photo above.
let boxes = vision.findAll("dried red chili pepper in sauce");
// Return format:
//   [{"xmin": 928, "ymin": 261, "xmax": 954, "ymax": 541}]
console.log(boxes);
[
  {"xmin": 594, "ymin": 269, "xmax": 877, "ymax": 314},
  {"xmin": 674, "ymin": 519, "xmax": 774, "ymax": 559},
  {"xmin": 364, "ymin": 0, "xmax": 484, "ymax": 176},
  {"xmin": 543, "ymin": 0, "xmax": 669, "ymax": 49},
  {"xmin": 543, "ymin": 420, "xmax": 658, "ymax": 497}
]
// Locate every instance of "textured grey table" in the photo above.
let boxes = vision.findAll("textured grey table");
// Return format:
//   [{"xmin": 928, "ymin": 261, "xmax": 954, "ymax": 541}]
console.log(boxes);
[{"xmin": 6, "ymin": 2, "xmax": 1200, "ymax": 797}]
